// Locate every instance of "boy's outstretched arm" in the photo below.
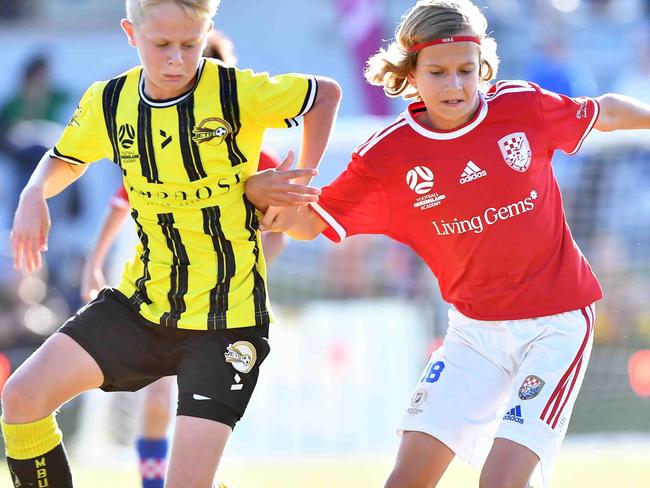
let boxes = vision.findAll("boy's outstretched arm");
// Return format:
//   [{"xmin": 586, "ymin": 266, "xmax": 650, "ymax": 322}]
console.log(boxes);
[
  {"xmin": 259, "ymin": 206, "xmax": 327, "ymax": 241},
  {"xmin": 245, "ymin": 77, "xmax": 342, "ymax": 214},
  {"xmin": 294, "ymin": 76, "xmax": 342, "ymax": 184},
  {"xmin": 595, "ymin": 94, "xmax": 650, "ymax": 132},
  {"xmin": 12, "ymin": 153, "xmax": 86, "ymax": 272}
]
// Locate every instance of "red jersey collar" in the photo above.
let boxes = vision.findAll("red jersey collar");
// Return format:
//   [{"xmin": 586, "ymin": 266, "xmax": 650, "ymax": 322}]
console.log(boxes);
[{"xmin": 404, "ymin": 94, "xmax": 487, "ymax": 140}]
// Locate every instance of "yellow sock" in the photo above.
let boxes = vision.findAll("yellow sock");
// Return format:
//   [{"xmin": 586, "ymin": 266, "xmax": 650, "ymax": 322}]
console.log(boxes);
[{"xmin": 1, "ymin": 414, "xmax": 63, "ymax": 460}]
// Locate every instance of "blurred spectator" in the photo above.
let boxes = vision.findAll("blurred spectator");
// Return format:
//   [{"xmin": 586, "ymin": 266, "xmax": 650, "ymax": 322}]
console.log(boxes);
[
  {"xmin": 0, "ymin": 53, "xmax": 69, "ymax": 189},
  {"xmin": 567, "ymin": 0, "xmax": 643, "ymax": 91},
  {"xmin": 333, "ymin": 0, "xmax": 390, "ymax": 115},
  {"xmin": 523, "ymin": 31, "xmax": 598, "ymax": 97},
  {"xmin": 0, "ymin": 0, "xmax": 33, "ymax": 20}
]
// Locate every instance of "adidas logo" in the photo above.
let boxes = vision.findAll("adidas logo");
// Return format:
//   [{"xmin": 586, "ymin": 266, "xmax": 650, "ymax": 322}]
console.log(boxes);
[
  {"xmin": 503, "ymin": 405, "xmax": 524, "ymax": 424},
  {"xmin": 459, "ymin": 161, "xmax": 487, "ymax": 184}
]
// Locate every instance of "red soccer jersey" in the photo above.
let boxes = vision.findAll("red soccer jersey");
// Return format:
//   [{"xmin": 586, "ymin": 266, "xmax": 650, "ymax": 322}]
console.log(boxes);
[
  {"xmin": 312, "ymin": 81, "xmax": 603, "ymax": 320},
  {"xmin": 258, "ymin": 148, "xmax": 281, "ymax": 171}
]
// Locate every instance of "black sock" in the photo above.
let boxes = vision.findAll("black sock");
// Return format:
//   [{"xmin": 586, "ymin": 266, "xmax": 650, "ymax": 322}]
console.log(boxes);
[{"xmin": 6, "ymin": 443, "xmax": 73, "ymax": 488}]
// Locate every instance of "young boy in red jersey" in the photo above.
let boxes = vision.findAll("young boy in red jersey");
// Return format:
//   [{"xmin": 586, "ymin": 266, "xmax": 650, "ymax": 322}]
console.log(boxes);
[
  {"xmin": 3, "ymin": 0, "xmax": 339, "ymax": 487},
  {"xmin": 245, "ymin": 1, "xmax": 650, "ymax": 487}
]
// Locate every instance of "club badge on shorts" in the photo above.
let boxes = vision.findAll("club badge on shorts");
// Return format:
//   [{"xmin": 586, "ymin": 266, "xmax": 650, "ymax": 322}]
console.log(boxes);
[
  {"xmin": 498, "ymin": 132, "xmax": 531, "ymax": 172},
  {"xmin": 407, "ymin": 388, "xmax": 428, "ymax": 415},
  {"xmin": 518, "ymin": 375, "xmax": 545, "ymax": 400},
  {"xmin": 224, "ymin": 341, "xmax": 257, "ymax": 374}
]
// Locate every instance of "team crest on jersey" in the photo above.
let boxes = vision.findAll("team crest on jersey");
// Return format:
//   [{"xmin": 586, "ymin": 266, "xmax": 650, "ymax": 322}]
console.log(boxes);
[
  {"xmin": 407, "ymin": 388, "xmax": 428, "ymax": 415},
  {"xmin": 498, "ymin": 132, "xmax": 531, "ymax": 172},
  {"xmin": 406, "ymin": 165, "xmax": 446, "ymax": 211},
  {"xmin": 518, "ymin": 375, "xmax": 545, "ymax": 400},
  {"xmin": 576, "ymin": 99, "xmax": 589, "ymax": 119},
  {"xmin": 192, "ymin": 117, "xmax": 232, "ymax": 145},
  {"xmin": 224, "ymin": 341, "xmax": 257, "ymax": 374},
  {"xmin": 118, "ymin": 123, "xmax": 136, "ymax": 149}
]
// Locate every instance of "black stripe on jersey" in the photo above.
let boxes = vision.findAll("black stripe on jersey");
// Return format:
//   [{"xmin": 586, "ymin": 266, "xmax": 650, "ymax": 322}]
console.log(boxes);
[
  {"xmin": 178, "ymin": 95, "xmax": 208, "ymax": 181},
  {"xmin": 137, "ymin": 101, "xmax": 161, "ymax": 183},
  {"xmin": 129, "ymin": 209, "xmax": 153, "ymax": 309},
  {"xmin": 284, "ymin": 77, "xmax": 318, "ymax": 128},
  {"xmin": 51, "ymin": 147, "xmax": 86, "ymax": 165},
  {"xmin": 218, "ymin": 65, "xmax": 248, "ymax": 167},
  {"xmin": 201, "ymin": 206, "xmax": 236, "ymax": 330},
  {"xmin": 284, "ymin": 117, "xmax": 299, "ymax": 128},
  {"xmin": 157, "ymin": 212, "xmax": 190, "ymax": 327},
  {"xmin": 242, "ymin": 196, "xmax": 270, "ymax": 327},
  {"xmin": 102, "ymin": 75, "xmax": 127, "ymax": 170}
]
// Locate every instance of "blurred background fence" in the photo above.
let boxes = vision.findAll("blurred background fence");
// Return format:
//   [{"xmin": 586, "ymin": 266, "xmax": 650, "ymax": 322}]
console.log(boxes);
[{"xmin": 0, "ymin": 0, "xmax": 649, "ymax": 482}]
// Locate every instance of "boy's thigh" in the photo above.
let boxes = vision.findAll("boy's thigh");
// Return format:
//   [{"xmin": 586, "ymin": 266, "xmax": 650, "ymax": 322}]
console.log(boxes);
[
  {"xmin": 2, "ymin": 332, "xmax": 104, "ymax": 421},
  {"xmin": 496, "ymin": 305, "xmax": 595, "ymax": 485},
  {"xmin": 58, "ymin": 288, "xmax": 175, "ymax": 392},
  {"xmin": 398, "ymin": 332, "xmax": 512, "ymax": 468},
  {"xmin": 176, "ymin": 325, "xmax": 270, "ymax": 427}
]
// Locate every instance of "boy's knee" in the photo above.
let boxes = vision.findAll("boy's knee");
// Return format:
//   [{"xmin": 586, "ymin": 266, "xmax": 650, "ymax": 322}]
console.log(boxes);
[{"xmin": 1, "ymin": 375, "xmax": 44, "ymax": 422}]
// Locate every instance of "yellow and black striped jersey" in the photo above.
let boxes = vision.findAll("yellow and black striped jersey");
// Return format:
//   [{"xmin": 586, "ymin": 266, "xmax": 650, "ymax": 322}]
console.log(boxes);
[{"xmin": 52, "ymin": 58, "xmax": 317, "ymax": 330}]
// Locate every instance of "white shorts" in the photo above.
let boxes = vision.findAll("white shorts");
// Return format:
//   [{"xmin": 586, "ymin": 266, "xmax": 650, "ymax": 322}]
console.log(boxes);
[{"xmin": 397, "ymin": 304, "xmax": 595, "ymax": 487}]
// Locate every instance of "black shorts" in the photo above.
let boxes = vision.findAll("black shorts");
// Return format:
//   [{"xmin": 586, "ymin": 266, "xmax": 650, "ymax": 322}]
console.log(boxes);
[{"xmin": 59, "ymin": 288, "xmax": 270, "ymax": 427}]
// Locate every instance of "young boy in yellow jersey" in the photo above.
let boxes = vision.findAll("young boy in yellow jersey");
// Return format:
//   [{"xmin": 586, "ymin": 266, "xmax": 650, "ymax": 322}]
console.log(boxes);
[{"xmin": 2, "ymin": 1, "xmax": 341, "ymax": 487}]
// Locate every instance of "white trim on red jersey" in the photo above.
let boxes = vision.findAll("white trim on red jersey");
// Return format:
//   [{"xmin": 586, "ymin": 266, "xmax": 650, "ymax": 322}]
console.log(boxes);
[
  {"xmin": 485, "ymin": 86, "xmax": 537, "ymax": 101},
  {"xmin": 357, "ymin": 118, "xmax": 409, "ymax": 157},
  {"xmin": 310, "ymin": 202, "xmax": 346, "ymax": 241},
  {"xmin": 566, "ymin": 99, "xmax": 600, "ymax": 155},
  {"xmin": 403, "ymin": 96, "xmax": 488, "ymax": 140}
]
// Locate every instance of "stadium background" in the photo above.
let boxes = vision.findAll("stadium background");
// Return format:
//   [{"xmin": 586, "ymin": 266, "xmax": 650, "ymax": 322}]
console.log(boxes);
[{"xmin": 0, "ymin": 0, "xmax": 649, "ymax": 486}]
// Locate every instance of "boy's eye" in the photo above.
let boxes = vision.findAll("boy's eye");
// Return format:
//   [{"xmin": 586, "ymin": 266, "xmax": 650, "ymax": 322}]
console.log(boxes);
[{"xmin": 156, "ymin": 43, "xmax": 168, "ymax": 48}]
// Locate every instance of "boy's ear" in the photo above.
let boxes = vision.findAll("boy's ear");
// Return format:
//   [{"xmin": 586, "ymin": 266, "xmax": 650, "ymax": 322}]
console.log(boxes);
[{"xmin": 121, "ymin": 18, "xmax": 137, "ymax": 47}]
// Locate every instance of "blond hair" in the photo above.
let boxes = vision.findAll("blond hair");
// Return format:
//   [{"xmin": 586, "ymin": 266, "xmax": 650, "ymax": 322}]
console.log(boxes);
[
  {"xmin": 125, "ymin": 0, "xmax": 219, "ymax": 25},
  {"xmin": 365, "ymin": 0, "xmax": 499, "ymax": 99}
]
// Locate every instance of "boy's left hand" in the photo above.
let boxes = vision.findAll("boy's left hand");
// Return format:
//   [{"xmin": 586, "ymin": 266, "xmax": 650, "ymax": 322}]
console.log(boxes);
[{"xmin": 245, "ymin": 151, "xmax": 321, "ymax": 211}]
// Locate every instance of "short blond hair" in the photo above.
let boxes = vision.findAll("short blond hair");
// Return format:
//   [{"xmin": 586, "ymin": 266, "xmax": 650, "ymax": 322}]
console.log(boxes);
[
  {"xmin": 365, "ymin": 0, "xmax": 499, "ymax": 99},
  {"xmin": 125, "ymin": 0, "xmax": 220, "ymax": 25}
]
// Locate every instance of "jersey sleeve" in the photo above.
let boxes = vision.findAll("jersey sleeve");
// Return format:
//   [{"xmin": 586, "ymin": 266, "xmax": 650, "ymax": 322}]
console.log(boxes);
[
  {"xmin": 534, "ymin": 83, "xmax": 600, "ymax": 155},
  {"xmin": 258, "ymin": 147, "xmax": 281, "ymax": 170},
  {"xmin": 50, "ymin": 82, "xmax": 112, "ymax": 165},
  {"xmin": 310, "ymin": 153, "xmax": 389, "ymax": 242},
  {"xmin": 237, "ymin": 69, "xmax": 317, "ymax": 129},
  {"xmin": 109, "ymin": 185, "xmax": 130, "ymax": 209}
]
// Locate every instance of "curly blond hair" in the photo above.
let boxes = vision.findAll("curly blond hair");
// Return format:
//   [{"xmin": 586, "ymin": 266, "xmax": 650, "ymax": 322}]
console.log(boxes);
[{"xmin": 365, "ymin": 0, "xmax": 499, "ymax": 99}]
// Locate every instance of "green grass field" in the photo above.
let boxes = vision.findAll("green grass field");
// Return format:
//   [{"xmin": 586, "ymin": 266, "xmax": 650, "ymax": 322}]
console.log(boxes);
[{"xmin": 2, "ymin": 445, "xmax": 650, "ymax": 487}]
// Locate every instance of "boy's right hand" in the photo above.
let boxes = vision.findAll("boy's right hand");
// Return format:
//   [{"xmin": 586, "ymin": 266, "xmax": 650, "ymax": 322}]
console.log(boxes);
[
  {"xmin": 11, "ymin": 187, "xmax": 50, "ymax": 273},
  {"xmin": 245, "ymin": 151, "xmax": 321, "ymax": 211}
]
